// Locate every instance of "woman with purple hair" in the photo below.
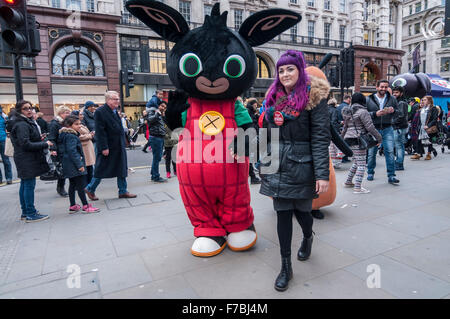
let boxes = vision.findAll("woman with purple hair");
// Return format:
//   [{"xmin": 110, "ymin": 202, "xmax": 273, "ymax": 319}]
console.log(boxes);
[{"xmin": 259, "ymin": 50, "xmax": 331, "ymax": 291}]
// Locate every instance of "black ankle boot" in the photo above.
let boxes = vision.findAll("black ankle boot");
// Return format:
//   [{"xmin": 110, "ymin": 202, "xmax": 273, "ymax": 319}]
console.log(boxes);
[
  {"xmin": 274, "ymin": 257, "xmax": 293, "ymax": 291},
  {"xmin": 297, "ymin": 235, "xmax": 313, "ymax": 261}
]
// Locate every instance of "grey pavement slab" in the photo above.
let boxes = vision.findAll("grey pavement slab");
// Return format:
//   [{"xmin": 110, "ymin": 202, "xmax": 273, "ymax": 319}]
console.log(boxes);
[
  {"xmin": 319, "ymin": 222, "xmax": 419, "ymax": 259},
  {"xmin": 5, "ymin": 257, "xmax": 44, "ymax": 284},
  {"xmin": 42, "ymin": 232, "xmax": 117, "ymax": 274},
  {"xmin": 436, "ymin": 229, "xmax": 450, "ymax": 240},
  {"xmin": 182, "ymin": 254, "xmax": 281, "ymax": 298},
  {"xmin": 344, "ymin": 255, "xmax": 450, "ymax": 299},
  {"xmin": 105, "ymin": 198, "xmax": 131, "ymax": 210},
  {"xmin": 255, "ymin": 239, "xmax": 361, "ymax": 285},
  {"xmin": 370, "ymin": 210, "xmax": 450, "ymax": 238},
  {"xmin": 384, "ymin": 236, "xmax": 450, "ymax": 283},
  {"xmin": 140, "ymin": 240, "xmax": 240, "ymax": 281},
  {"xmin": 84, "ymin": 254, "xmax": 153, "ymax": 295},
  {"xmin": 103, "ymin": 275, "xmax": 199, "ymax": 299},
  {"xmin": 110, "ymin": 226, "xmax": 179, "ymax": 257},
  {"xmin": 0, "ymin": 271, "xmax": 99, "ymax": 299},
  {"xmin": 265, "ymin": 269, "xmax": 394, "ymax": 299}
]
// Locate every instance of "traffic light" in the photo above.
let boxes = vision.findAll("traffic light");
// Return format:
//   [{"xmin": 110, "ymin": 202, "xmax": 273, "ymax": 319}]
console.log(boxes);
[
  {"xmin": 340, "ymin": 47, "xmax": 355, "ymax": 88},
  {"xmin": 0, "ymin": 0, "xmax": 40, "ymax": 56},
  {"xmin": 122, "ymin": 69, "xmax": 134, "ymax": 97},
  {"xmin": 329, "ymin": 66, "xmax": 340, "ymax": 88}
]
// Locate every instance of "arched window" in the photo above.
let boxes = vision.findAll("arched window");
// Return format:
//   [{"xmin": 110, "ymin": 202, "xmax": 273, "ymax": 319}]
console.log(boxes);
[
  {"xmin": 52, "ymin": 44, "xmax": 104, "ymax": 76},
  {"xmin": 257, "ymin": 55, "xmax": 271, "ymax": 78},
  {"xmin": 360, "ymin": 64, "xmax": 378, "ymax": 87},
  {"xmin": 387, "ymin": 65, "xmax": 398, "ymax": 81}
]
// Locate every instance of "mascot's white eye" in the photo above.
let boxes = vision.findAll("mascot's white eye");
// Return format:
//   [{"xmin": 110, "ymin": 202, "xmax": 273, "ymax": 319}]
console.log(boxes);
[
  {"xmin": 223, "ymin": 55, "xmax": 246, "ymax": 78},
  {"xmin": 179, "ymin": 53, "xmax": 202, "ymax": 77},
  {"xmin": 392, "ymin": 78, "xmax": 407, "ymax": 87}
]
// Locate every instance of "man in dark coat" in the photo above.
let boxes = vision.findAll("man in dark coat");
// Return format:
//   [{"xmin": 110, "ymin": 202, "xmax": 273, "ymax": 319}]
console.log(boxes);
[
  {"xmin": 337, "ymin": 95, "xmax": 351, "ymax": 163},
  {"xmin": 85, "ymin": 91, "xmax": 136, "ymax": 200},
  {"xmin": 366, "ymin": 79, "xmax": 400, "ymax": 185},
  {"xmin": 392, "ymin": 86, "xmax": 409, "ymax": 171}
]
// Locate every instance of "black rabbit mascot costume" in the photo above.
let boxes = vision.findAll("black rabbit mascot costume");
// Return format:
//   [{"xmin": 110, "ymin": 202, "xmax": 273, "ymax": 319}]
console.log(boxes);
[{"xmin": 126, "ymin": 0, "xmax": 302, "ymax": 257}]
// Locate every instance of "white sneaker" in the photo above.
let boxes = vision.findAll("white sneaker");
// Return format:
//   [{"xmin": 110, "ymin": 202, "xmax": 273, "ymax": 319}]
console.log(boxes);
[{"xmin": 353, "ymin": 187, "xmax": 370, "ymax": 194}]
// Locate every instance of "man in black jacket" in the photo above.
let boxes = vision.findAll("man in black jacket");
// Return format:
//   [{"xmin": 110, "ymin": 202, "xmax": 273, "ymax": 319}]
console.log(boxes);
[
  {"xmin": 84, "ymin": 91, "xmax": 137, "ymax": 200},
  {"xmin": 82, "ymin": 101, "xmax": 96, "ymax": 142},
  {"xmin": 146, "ymin": 101, "xmax": 167, "ymax": 183},
  {"xmin": 392, "ymin": 86, "xmax": 409, "ymax": 171},
  {"xmin": 366, "ymin": 80, "xmax": 400, "ymax": 185}
]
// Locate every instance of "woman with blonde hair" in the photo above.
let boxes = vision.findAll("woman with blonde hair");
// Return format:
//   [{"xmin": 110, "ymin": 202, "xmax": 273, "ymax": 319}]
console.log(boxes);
[{"xmin": 48, "ymin": 105, "xmax": 72, "ymax": 196}]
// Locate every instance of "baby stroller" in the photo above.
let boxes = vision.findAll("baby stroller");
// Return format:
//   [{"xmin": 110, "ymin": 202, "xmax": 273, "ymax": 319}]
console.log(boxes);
[{"xmin": 435, "ymin": 119, "xmax": 449, "ymax": 153}]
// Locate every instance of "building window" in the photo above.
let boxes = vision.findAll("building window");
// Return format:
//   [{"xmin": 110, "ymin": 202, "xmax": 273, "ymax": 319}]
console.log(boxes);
[
  {"xmin": 234, "ymin": 9, "xmax": 243, "ymax": 30},
  {"xmin": 256, "ymin": 55, "xmax": 271, "ymax": 78},
  {"xmin": 408, "ymin": 25, "xmax": 412, "ymax": 36},
  {"xmin": 389, "ymin": 33, "xmax": 393, "ymax": 48},
  {"xmin": 363, "ymin": 30, "xmax": 369, "ymax": 46},
  {"xmin": 409, "ymin": 5, "xmax": 412, "ymax": 15},
  {"xmin": 52, "ymin": 43, "xmax": 104, "ymax": 76},
  {"xmin": 204, "ymin": 4, "xmax": 212, "ymax": 16},
  {"xmin": 361, "ymin": 65, "xmax": 377, "ymax": 87},
  {"xmin": 415, "ymin": 2, "xmax": 421, "ymax": 13},
  {"xmin": 307, "ymin": 0, "xmax": 315, "ymax": 8},
  {"xmin": 441, "ymin": 57, "xmax": 450, "ymax": 72},
  {"xmin": 149, "ymin": 39, "xmax": 168, "ymax": 74},
  {"xmin": 414, "ymin": 23, "xmax": 421, "ymax": 34},
  {"xmin": 408, "ymin": 63, "xmax": 412, "ymax": 71},
  {"xmin": 425, "ymin": 0, "xmax": 428, "ymax": 9},
  {"xmin": 339, "ymin": 0, "xmax": 346, "ymax": 13},
  {"xmin": 52, "ymin": 0, "xmax": 61, "ymax": 8},
  {"xmin": 0, "ymin": 41, "xmax": 34, "ymax": 68},
  {"xmin": 66, "ymin": 0, "xmax": 81, "ymax": 11},
  {"xmin": 324, "ymin": 23, "xmax": 331, "ymax": 46},
  {"xmin": 442, "ymin": 37, "xmax": 450, "ymax": 48},
  {"xmin": 86, "ymin": 0, "xmax": 95, "ymax": 12},
  {"xmin": 290, "ymin": 0, "xmax": 298, "ymax": 4},
  {"xmin": 389, "ymin": 6, "xmax": 393, "ymax": 23},
  {"xmin": 121, "ymin": 36, "xmax": 141, "ymax": 72},
  {"xmin": 290, "ymin": 25, "xmax": 298, "ymax": 43},
  {"xmin": 324, "ymin": 0, "xmax": 331, "ymax": 10},
  {"xmin": 121, "ymin": 0, "xmax": 144, "ymax": 25},
  {"xmin": 387, "ymin": 65, "xmax": 398, "ymax": 81},
  {"xmin": 308, "ymin": 21, "xmax": 315, "ymax": 44},
  {"xmin": 423, "ymin": 60, "xmax": 426, "ymax": 73},
  {"xmin": 423, "ymin": 41, "xmax": 426, "ymax": 51},
  {"xmin": 179, "ymin": 1, "xmax": 191, "ymax": 24},
  {"xmin": 339, "ymin": 25, "xmax": 346, "ymax": 42}
]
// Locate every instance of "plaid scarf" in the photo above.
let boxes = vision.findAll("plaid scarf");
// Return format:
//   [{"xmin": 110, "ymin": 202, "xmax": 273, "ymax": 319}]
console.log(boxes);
[{"xmin": 265, "ymin": 88, "xmax": 308, "ymax": 124}]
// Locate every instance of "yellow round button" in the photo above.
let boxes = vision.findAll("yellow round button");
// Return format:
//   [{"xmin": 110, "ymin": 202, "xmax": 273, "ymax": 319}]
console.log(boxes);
[{"xmin": 198, "ymin": 111, "xmax": 226, "ymax": 136}]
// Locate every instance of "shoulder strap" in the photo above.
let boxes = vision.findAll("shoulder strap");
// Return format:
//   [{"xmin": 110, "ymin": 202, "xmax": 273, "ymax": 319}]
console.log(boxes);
[{"xmin": 349, "ymin": 107, "xmax": 360, "ymax": 135}]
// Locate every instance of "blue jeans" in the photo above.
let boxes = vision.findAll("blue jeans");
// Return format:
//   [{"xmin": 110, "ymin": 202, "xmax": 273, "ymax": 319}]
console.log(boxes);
[
  {"xmin": 86, "ymin": 176, "xmax": 128, "ymax": 195},
  {"xmin": 19, "ymin": 178, "xmax": 37, "ymax": 216},
  {"xmin": 149, "ymin": 136, "xmax": 164, "ymax": 180},
  {"xmin": 0, "ymin": 140, "xmax": 12, "ymax": 182},
  {"xmin": 393, "ymin": 128, "xmax": 407, "ymax": 167},
  {"xmin": 367, "ymin": 126, "xmax": 396, "ymax": 178}
]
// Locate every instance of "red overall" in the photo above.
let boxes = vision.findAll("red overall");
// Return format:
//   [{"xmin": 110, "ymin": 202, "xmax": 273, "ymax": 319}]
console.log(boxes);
[{"xmin": 177, "ymin": 97, "xmax": 254, "ymax": 237}]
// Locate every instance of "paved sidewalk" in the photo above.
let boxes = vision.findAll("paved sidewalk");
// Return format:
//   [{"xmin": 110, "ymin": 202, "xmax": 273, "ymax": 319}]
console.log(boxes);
[{"xmin": 0, "ymin": 151, "xmax": 449, "ymax": 299}]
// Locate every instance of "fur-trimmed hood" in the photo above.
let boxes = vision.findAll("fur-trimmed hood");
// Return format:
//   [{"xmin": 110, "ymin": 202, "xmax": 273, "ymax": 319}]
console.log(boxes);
[
  {"xmin": 59, "ymin": 127, "xmax": 78, "ymax": 135},
  {"xmin": 305, "ymin": 75, "xmax": 331, "ymax": 111}
]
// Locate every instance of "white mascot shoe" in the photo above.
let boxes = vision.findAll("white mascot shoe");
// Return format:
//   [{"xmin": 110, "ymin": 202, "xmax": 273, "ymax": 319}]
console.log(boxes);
[
  {"xmin": 191, "ymin": 237, "xmax": 227, "ymax": 257},
  {"xmin": 227, "ymin": 228, "xmax": 257, "ymax": 252}
]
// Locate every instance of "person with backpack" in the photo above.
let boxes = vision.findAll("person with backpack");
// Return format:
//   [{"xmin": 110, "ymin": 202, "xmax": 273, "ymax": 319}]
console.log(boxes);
[{"xmin": 59, "ymin": 115, "xmax": 100, "ymax": 213}]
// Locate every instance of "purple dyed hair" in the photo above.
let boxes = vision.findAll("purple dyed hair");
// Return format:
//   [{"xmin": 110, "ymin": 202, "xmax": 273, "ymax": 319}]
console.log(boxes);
[{"xmin": 266, "ymin": 50, "xmax": 309, "ymax": 113}]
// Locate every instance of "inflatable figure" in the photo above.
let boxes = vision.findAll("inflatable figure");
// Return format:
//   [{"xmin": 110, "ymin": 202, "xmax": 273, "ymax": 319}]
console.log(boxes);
[
  {"xmin": 389, "ymin": 72, "xmax": 431, "ymax": 98},
  {"xmin": 126, "ymin": 0, "xmax": 301, "ymax": 257}
]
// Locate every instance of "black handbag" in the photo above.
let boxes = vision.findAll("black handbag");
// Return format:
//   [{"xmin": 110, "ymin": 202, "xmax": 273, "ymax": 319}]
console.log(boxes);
[
  {"xmin": 40, "ymin": 157, "xmax": 63, "ymax": 181},
  {"xmin": 350, "ymin": 109, "xmax": 378, "ymax": 150}
]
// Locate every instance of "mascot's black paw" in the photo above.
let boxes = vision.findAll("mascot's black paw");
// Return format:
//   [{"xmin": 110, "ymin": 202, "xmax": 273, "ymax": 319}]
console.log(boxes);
[
  {"xmin": 191, "ymin": 236, "xmax": 227, "ymax": 257},
  {"xmin": 166, "ymin": 89, "xmax": 190, "ymax": 130}
]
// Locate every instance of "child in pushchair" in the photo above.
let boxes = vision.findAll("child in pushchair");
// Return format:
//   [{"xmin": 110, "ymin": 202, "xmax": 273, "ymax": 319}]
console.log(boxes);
[{"xmin": 435, "ymin": 114, "xmax": 450, "ymax": 153}]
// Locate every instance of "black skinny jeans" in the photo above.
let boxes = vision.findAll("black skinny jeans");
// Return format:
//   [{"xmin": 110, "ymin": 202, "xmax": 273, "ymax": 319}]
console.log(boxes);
[
  {"xmin": 164, "ymin": 147, "xmax": 176, "ymax": 174},
  {"xmin": 69, "ymin": 175, "xmax": 88, "ymax": 206},
  {"xmin": 277, "ymin": 210, "xmax": 313, "ymax": 258}
]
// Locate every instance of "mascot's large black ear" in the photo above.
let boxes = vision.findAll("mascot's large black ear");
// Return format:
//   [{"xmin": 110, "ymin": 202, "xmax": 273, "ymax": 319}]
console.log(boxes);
[
  {"xmin": 415, "ymin": 73, "xmax": 432, "ymax": 95},
  {"xmin": 239, "ymin": 9, "xmax": 301, "ymax": 47},
  {"xmin": 126, "ymin": 0, "xmax": 189, "ymax": 43}
]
